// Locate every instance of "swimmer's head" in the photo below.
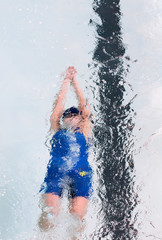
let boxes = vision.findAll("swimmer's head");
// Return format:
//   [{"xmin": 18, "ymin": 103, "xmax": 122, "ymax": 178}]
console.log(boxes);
[
  {"xmin": 62, "ymin": 107, "xmax": 82, "ymax": 129},
  {"xmin": 62, "ymin": 107, "xmax": 80, "ymax": 118}
]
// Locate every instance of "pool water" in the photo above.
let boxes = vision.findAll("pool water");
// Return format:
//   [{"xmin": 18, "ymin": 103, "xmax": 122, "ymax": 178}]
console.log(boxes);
[{"xmin": 0, "ymin": 0, "xmax": 162, "ymax": 239}]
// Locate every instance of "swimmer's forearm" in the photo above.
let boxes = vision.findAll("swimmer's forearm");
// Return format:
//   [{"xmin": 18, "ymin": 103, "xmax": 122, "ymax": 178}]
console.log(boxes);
[
  {"xmin": 51, "ymin": 77, "xmax": 70, "ymax": 119},
  {"xmin": 72, "ymin": 76, "xmax": 85, "ymax": 108},
  {"xmin": 58, "ymin": 77, "xmax": 70, "ymax": 102}
]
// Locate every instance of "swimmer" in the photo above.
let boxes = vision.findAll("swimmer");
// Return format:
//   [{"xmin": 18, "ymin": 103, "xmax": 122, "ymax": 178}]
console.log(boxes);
[{"xmin": 38, "ymin": 67, "xmax": 93, "ymax": 238}]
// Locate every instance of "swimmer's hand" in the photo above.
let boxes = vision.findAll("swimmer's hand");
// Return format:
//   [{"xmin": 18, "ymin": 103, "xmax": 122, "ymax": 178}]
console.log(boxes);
[{"xmin": 64, "ymin": 66, "xmax": 77, "ymax": 80}]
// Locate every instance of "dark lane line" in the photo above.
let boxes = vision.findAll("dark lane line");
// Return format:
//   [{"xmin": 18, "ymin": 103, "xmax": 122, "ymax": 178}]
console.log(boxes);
[{"xmin": 90, "ymin": 1, "xmax": 137, "ymax": 239}]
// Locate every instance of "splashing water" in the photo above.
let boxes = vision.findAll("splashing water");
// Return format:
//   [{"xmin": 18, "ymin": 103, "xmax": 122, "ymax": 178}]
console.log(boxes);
[{"xmin": 1, "ymin": 0, "xmax": 162, "ymax": 240}]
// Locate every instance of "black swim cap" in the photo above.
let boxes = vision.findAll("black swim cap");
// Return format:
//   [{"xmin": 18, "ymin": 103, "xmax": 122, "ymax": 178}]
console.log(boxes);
[{"xmin": 62, "ymin": 107, "xmax": 80, "ymax": 118}]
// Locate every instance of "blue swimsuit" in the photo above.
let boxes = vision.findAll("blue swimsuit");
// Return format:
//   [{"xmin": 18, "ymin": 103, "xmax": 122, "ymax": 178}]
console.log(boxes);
[{"xmin": 40, "ymin": 129, "xmax": 93, "ymax": 199}]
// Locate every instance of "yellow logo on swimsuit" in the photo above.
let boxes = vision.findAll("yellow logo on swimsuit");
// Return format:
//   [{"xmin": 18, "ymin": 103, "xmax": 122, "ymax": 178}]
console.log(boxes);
[{"xmin": 78, "ymin": 171, "xmax": 88, "ymax": 177}]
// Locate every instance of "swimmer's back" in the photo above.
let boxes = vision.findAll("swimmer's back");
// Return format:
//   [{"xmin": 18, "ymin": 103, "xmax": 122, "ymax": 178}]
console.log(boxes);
[{"xmin": 49, "ymin": 129, "xmax": 91, "ymax": 169}]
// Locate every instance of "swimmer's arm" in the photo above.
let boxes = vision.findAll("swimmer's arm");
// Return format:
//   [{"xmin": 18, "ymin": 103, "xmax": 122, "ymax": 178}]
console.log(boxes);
[
  {"xmin": 72, "ymin": 76, "xmax": 90, "ymax": 119},
  {"xmin": 50, "ymin": 76, "xmax": 71, "ymax": 131}
]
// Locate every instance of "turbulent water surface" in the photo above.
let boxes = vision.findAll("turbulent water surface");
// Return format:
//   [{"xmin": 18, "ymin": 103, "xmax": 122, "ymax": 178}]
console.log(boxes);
[{"xmin": 0, "ymin": 0, "xmax": 162, "ymax": 239}]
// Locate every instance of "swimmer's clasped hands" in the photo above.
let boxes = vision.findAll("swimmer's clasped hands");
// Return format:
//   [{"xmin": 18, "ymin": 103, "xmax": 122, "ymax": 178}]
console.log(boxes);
[{"xmin": 64, "ymin": 66, "xmax": 77, "ymax": 81}]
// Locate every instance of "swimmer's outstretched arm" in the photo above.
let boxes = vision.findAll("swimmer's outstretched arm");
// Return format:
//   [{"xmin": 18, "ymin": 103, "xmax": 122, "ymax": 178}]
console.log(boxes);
[
  {"xmin": 50, "ymin": 68, "xmax": 72, "ymax": 131},
  {"xmin": 71, "ymin": 69, "xmax": 90, "ymax": 118}
]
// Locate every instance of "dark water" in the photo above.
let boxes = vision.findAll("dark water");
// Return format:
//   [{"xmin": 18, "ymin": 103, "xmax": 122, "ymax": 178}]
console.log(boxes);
[{"xmin": 90, "ymin": 1, "xmax": 137, "ymax": 239}]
